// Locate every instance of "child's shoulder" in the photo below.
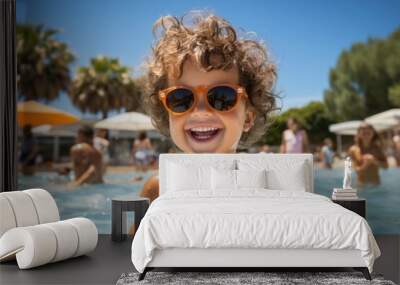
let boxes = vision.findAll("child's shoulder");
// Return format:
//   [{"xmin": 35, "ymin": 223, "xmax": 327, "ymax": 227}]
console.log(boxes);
[
  {"xmin": 140, "ymin": 173, "xmax": 159, "ymax": 202},
  {"xmin": 144, "ymin": 173, "xmax": 159, "ymax": 186}
]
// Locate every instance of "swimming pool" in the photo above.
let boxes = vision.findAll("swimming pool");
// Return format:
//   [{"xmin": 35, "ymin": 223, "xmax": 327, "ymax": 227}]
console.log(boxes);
[
  {"xmin": 314, "ymin": 167, "xmax": 400, "ymax": 234},
  {"xmin": 18, "ymin": 168, "xmax": 400, "ymax": 234},
  {"xmin": 18, "ymin": 171, "xmax": 149, "ymax": 234}
]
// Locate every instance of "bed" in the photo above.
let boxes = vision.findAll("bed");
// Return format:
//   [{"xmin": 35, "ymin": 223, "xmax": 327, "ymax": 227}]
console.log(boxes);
[{"xmin": 131, "ymin": 153, "xmax": 380, "ymax": 281}]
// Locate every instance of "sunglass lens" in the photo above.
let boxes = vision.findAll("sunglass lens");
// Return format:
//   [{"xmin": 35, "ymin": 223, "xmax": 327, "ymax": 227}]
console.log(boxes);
[
  {"xmin": 207, "ymin": 86, "xmax": 238, "ymax": 111},
  {"xmin": 166, "ymin": 89, "xmax": 194, "ymax": 113}
]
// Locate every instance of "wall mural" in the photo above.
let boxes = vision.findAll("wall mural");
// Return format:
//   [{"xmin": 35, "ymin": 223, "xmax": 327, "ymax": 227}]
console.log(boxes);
[{"xmin": 16, "ymin": 0, "xmax": 400, "ymax": 235}]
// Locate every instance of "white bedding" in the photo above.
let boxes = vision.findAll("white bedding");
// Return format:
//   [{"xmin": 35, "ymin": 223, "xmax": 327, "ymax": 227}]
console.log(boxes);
[{"xmin": 131, "ymin": 190, "xmax": 380, "ymax": 273}]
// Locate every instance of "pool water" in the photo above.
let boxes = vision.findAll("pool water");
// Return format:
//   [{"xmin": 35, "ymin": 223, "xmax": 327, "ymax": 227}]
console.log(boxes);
[
  {"xmin": 18, "ymin": 171, "xmax": 150, "ymax": 234},
  {"xmin": 18, "ymin": 168, "xmax": 400, "ymax": 234},
  {"xmin": 314, "ymin": 168, "xmax": 400, "ymax": 234}
]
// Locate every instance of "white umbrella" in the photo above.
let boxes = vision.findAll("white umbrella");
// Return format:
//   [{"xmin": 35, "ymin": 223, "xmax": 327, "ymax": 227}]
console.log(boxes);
[
  {"xmin": 365, "ymin": 108, "xmax": 400, "ymax": 130},
  {"xmin": 32, "ymin": 119, "xmax": 98, "ymax": 137},
  {"xmin": 329, "ymin": 121, "xmax": 363, "ymax": 136},
  {"xmin": 329, "ymin": 117, "xmax": 397, "ymax": 136},
  {"xmin": 329, "ymin": 121, "xmax": 362, "ymax": 156},
  {"xmin": 94, "ymin": 112, "xmax": 155, "ymax": 131},
  {"xmin": 32, "ymin": 124, "xmax": 80, "ymax": 137}
]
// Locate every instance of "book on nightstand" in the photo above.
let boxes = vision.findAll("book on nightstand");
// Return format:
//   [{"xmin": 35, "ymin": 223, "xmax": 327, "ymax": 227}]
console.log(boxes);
[{"xmin": 331, "ymin": 188, "xmax": 358, "ymax": 200}]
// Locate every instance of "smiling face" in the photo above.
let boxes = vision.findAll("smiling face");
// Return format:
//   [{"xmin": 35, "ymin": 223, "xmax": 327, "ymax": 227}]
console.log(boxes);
[{"xmin": 166, "ymin": 58, "xmax": 254, "ymax": 153}]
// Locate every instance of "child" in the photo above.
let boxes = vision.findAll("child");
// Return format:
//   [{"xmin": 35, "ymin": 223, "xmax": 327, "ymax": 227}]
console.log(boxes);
[{"xmin": 139, "ymin": 11, "xmax": 277, "ymax": 201}]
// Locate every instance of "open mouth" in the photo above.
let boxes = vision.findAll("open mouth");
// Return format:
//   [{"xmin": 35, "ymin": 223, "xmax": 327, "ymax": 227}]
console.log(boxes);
[{"xmin": 186, "ymin": 127, "xmax": 222, "ymax": 143}]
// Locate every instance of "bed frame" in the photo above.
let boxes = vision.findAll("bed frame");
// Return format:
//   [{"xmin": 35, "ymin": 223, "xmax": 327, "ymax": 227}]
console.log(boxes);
[
  {"xmin": 138, "ymin": 154, "xmax": 372, "ymax": 281},
  {"xmin": 139, "ymin": 248, "xmax": 371, "ymax": 280}
]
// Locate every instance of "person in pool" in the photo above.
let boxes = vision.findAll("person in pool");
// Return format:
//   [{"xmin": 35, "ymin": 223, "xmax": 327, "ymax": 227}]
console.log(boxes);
[
  {"xmin": 320, "ymin": 138, "xmax": 335, "ymax": 169},
  {"xmin": 138, "ymin": 11, "xmax": 277, "ymax": 203},
  {"xmin": 69, "ymin": 125, "xmax": 103, "ymax": 188},
  {"xmin": 348, "ymin": 122, "xmax": 388, "ymax": 186},
  {"xmin": 19, "ymin": 125, "xmax": 38, "ymax": 175}
]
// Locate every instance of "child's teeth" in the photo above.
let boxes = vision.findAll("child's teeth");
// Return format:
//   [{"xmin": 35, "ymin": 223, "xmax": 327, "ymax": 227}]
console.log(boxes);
[{"xmin": 191, "ymin": 127, "xmax": 218, "ymax": 132}]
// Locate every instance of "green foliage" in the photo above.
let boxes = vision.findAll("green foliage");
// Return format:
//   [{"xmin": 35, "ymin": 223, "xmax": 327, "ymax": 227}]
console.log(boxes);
[
  {"xmin": 389, "ymin": 83, "xmax": 400, "ymax": 106},
  {"xmin": 126, "ymin": 76, "xmax": 147, "ymax": 113},
  {"xmin": 16, "ymin": 24, "xmax": 75, "ymax": 101},
  {"xmin": 69, "ymin": 56, "xmax": 139, "ymax": 118},
  {"xmin": 262, "ymin": 101, "xmax": 335, "ymax": 146},
  {"xmin": 324, "ymin": 27, "xmax": 400, "ymax": 121}
]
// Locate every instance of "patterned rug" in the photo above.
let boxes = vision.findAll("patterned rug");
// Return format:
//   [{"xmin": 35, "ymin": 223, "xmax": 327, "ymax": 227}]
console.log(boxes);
[{"xmin": 116, "ymin": 271, "xmax": 396, "ymax": 285}]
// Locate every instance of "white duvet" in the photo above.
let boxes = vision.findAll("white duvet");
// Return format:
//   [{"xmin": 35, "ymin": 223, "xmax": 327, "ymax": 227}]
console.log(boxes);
[{"xmin": 131, "ymin": 190, "xmax": 380, "ymax": 273}]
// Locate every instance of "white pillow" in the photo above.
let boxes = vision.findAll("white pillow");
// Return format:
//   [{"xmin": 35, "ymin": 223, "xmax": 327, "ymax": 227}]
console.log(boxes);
[
  {"xmin": 166, "ymin": 162, "xmax": 211, "ymax": 191},
  {"xmin": 166, "ymin": 159, "xmax": 237, "ymax": 192},
  {"xmin": 266, "ymin": 164, "xmax": 307, "ymax": 191},
  {"xmin": 236, "ymin": 169, "xmax": 267, "ymax": 189},
  {"xmin": 212, "ymin": 168, "xmax": 237, "ymax": 190},
  {"xmin": 212, "ymin": 168, "xmax": 267, "ymax": 190},
  {"xmin": 237, "ymin": 159, "xmax": 308, "ymax": 191}
]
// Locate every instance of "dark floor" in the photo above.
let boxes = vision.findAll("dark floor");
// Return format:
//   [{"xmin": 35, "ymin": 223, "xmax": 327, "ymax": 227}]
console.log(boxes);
[
  {"xmin": 0, "ymin": 235, "xmax": 399, "ymax": 285},
  {"xmin": 0, "ymin": 235, "xmax": 134, "ymax": 285}
]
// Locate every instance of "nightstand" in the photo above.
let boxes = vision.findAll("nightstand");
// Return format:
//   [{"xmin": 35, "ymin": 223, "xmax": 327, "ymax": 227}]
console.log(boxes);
[
  {"xmin": 332, "ymin": 198, "xmax": 366, "ymax": 218},
  {"xmin": 111, "ymin": 196, "xmax": 149, "ymax": 242}
]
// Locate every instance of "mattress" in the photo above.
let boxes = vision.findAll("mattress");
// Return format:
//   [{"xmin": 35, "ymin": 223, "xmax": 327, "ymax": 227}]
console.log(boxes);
[{"xmin": 131, "ymin": 189, "xmax": 380, "ymax": 273}]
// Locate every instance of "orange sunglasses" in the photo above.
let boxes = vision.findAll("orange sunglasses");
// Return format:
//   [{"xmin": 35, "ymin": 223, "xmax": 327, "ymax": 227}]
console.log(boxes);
[{"xmin": 158, "ymin": 84, "xmax": 248, "ymax": 116}]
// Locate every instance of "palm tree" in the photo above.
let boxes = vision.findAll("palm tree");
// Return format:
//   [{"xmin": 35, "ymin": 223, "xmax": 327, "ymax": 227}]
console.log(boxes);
[
  {"xmin": 16, "ymin": 24, "xmax": 75, "ymax": 101},
  {"xmin": 125, "ymin": 75, "xmax": 147, "ymax": 113},
  {"xmin": 69, "ymin": 56, "xmax": 137, "ymax": 118}
]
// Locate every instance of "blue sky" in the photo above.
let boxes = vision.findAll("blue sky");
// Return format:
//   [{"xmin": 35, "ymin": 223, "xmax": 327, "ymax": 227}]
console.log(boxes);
[{"xmin": 17, "ymin": 0, "xmax": 400, "ymax": 118}]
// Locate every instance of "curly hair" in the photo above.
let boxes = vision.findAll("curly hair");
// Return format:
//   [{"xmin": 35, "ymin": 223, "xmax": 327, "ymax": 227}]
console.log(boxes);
[{"xmin": 143, "ymin": 11, "xmax": 278, "ymax": 148}]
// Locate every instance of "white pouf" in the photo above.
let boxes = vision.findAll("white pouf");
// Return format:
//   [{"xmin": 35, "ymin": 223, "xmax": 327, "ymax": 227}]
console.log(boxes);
[{"xmin": 0, "ymin": 189, "xmax": 98, "ymax": 269}]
